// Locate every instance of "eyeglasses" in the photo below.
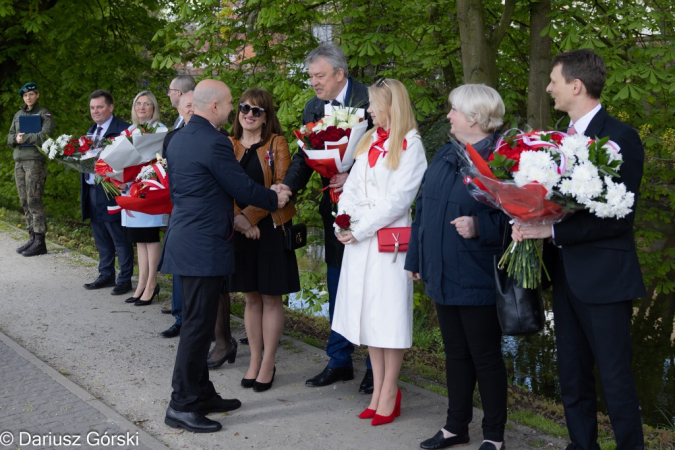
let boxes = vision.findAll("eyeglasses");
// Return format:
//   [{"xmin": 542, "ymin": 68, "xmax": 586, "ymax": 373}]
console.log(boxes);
[
  {"xmin": 166, "ymin": 88, "xmax": 180, "ymax": 95},
  {"xmin": 134, "ymin": 101, "xmax": 153, "ymax": 107},
  {"xmin": 239, "ymin": 103, "xmax": 265, "ymax": 117},
  {"xmin": 375, "ymin": 77, "xmax": 390, "ymax": 88}
]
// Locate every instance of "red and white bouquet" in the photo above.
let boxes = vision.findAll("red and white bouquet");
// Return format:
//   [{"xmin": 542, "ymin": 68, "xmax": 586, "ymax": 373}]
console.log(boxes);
[
  {"xmin": 95, "ymin": 123, "xmax": 168, "ymax": 198},
  {"xmin": 40, "ymin": 134, "xmax": 100, "ymax": 172},
  {"xmin": 293, "ymin": 105, "xmax": 368, "ymax": 202},
  {"xmin": 111, "ymin": 154, "xmax": 172, "ymax": 215},
  {"xmin": 460, "ymin": 130, "xmax": 634, "ymax": 288}
]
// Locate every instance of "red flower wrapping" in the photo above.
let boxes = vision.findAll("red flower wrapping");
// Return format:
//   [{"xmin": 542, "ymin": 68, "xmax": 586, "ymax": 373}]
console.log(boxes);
[{"xmin": 334, "ymin": 214, "xmax": 352, "ymax": 229}]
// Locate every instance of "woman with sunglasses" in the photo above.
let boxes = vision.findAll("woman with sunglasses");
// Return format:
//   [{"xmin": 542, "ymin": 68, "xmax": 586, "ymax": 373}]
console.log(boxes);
[
  {"xmin": 121, "ymin": 91, "xmax": 168, "ymax": 306},
  {"xmin": 207, "ymin": 88, "xmax": 299, "ymax": 393},
  {"xmin": 331, "ymin": 78, "xmax": 427, "ymax": 425}
]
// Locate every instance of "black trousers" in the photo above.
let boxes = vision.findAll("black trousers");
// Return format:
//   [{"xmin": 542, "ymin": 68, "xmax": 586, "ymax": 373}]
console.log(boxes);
[
  {"xmin": 169, "ymin": 276, "xmax": 225, "ymax": 411},
  {"xmin": 435, "ymin": 303, "xmax": 507, "ymax": 442},
  {"xmin": 552, "ymin": 258, "xmax": 644, "ymax": 450}
]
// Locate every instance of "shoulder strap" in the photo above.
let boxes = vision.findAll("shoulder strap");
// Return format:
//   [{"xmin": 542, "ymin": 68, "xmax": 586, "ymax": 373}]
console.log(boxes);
[{"xmin": 268, "ymin": 135, "xmax": 278, "ymax": 175}]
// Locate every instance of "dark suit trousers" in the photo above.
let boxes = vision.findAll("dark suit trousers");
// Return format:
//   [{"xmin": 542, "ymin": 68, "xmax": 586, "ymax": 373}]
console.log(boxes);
[
  {"xmin": 87, "ymin": 185, "xmax": 133, "ymax": 283},
  {"xmin": 169, "ymin": 276, "xmax": 223, "ymax": 411},
  {"xmin": 435, "ymin": 303, "xmax": 507, "ymax": 441},
  {"xmin": 552, "ymin": 258, "xmax": 644, "ymax": 450}
]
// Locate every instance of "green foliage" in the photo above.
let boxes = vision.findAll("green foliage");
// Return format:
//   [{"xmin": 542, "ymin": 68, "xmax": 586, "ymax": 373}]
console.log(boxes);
[{"xmin": 1, "ymin": 0, "xmax": 175, "ymax": 217}]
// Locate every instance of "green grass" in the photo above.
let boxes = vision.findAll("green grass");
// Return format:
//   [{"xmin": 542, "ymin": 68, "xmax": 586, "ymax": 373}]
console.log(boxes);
[{"xmin": 508, "ymin": 410, "xmax": 568, "ymax": 438}]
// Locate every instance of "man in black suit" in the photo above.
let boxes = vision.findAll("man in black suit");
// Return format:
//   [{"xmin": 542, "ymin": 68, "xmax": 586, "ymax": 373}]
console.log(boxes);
[
  {"xmin": 280, "ymin": 43, "xmax": 374, "ymax": 393},
  {"xmin": 513, "ymin": 49, "xmax": 646, "ymax": 450},
  {"xmin": 82, "ymin": 90, "xmax": 134, "ymax": 296},
  {"xmin": 161, "ymin": 79, "xmax": 290, "ymax": 433}
]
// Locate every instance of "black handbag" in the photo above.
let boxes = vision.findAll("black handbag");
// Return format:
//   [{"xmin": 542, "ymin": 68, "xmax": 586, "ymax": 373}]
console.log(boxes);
[
  {"xmin": 493, "ymin": 225, "xmax": 545, "ymax": 335},
  {"xmin": 283, "ymin": 222, "xmax": 307, "ymax": 250},
  {"xmin": 268, "ymin": 136, "xmax": 307, "ymax": 251}
]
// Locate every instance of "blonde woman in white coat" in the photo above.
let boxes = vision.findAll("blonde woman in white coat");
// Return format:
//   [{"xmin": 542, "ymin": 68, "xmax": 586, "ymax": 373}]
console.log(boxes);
[{"xmin": 332, "ymin": 78, "xmax": 427, "ymax": 426}]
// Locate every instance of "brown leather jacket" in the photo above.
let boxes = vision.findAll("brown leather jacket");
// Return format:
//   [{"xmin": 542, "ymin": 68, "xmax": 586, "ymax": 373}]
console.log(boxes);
[{"xmin": 231, "ymin": 134, "xmax": 296, "ymax": 227}]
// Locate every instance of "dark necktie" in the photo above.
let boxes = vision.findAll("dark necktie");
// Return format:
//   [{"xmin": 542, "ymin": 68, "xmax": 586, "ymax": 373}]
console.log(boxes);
[
  {"xmin": 94, "ymin": 125, "xmax": 103, "ymax": 141},
  {"xmin": 325, "ymin": 99, "xmax": 341, "ymax": 106}
]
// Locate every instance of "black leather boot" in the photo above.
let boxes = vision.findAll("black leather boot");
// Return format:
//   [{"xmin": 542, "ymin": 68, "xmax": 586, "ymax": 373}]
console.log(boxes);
[
  {"xmin": 22, "ymin": 232, "xmax": 47, "ymax": 257},
  {"xmin": 16, "ymin": 230, "xmax": 35, "ymax": 253}
]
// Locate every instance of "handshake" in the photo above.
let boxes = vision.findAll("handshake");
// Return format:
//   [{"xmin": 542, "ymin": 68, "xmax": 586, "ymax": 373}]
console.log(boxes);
[{"xmin": 271, "ymin": 184, "xmax": 292, "ymax": 208}]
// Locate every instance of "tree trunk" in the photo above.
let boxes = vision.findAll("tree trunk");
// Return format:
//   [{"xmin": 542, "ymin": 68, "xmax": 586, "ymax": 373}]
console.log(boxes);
[
  {"xmin": 527, "ymin": 0, "xmax": 552, "ymax": 129},
  {"xmin": 456, "ymin": 0, "xmax": 516, "ymax": 87}
]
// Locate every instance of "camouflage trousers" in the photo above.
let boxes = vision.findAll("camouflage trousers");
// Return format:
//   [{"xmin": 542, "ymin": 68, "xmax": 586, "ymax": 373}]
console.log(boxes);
[{"xmin": 14, "ymin": 159, "xmax": 47, "ymax": 234}]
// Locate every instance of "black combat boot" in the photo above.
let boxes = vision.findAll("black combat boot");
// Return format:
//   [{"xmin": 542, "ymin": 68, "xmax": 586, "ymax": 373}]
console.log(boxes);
[
  {"xmin": 16, "ymin": 230, "xmax": 35, "ymax": 254},
  {"xmin": 22, "ymin": 232, "xmax": 47, "ymax": 257}
]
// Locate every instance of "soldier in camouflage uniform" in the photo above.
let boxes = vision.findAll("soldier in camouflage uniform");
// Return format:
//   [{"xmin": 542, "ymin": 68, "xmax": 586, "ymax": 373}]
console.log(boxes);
[{"xmin": 6, "ymin": 82, "xmax": 55, "ymax": 257}]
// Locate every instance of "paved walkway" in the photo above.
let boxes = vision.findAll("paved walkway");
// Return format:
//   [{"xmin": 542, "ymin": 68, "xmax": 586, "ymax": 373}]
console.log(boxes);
[{"xmin": 0, "ymin": 225, "xmax": 567, "ymax": 449}]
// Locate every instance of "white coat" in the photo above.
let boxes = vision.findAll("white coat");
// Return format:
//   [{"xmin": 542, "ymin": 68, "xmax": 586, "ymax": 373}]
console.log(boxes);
[{"xmin": 332, "ymin": 129, "xmax": 427, "ymax": 349}]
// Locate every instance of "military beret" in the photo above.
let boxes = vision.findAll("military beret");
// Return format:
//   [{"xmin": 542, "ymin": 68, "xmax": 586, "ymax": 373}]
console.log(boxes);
[{"xmin": 19, "ymin": 82, "xmax": 38, "ymax": 96}]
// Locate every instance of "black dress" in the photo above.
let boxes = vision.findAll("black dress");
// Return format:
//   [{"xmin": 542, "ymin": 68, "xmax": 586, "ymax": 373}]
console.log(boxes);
[{"xmin": 228, "ymin": 144, "xmax": 300, "ymax": 295}]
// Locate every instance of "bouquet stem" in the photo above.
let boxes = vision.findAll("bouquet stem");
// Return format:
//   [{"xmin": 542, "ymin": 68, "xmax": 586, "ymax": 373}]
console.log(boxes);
[
  {"xmin": 98, "ymin": 180, "xmax": 121, "ymax": 200},
  {"xmin": 498, "ymin": 239, "xmax": 550, "ymax": 289}
]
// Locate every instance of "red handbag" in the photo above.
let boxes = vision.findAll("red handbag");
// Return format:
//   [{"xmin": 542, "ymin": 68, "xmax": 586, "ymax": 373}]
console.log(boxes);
[{"xmin": 377, "ymin": 227, "xmax": 411, "ymax": 262}]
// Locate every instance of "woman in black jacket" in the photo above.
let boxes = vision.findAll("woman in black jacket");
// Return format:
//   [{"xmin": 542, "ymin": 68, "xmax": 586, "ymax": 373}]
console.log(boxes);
[{"xmin": 405, "ymin": 84, "xmax": 508, "ymax": 450}]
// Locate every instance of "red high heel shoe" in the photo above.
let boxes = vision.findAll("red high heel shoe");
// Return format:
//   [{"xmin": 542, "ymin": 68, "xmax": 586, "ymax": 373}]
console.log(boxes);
[
  {"xmin": 358, "ymin": 408, "xmax": 376, "ymax": 419},
  {"xmin": 371, "ymin": 389, "xmax": 401, "ymax": 426}
]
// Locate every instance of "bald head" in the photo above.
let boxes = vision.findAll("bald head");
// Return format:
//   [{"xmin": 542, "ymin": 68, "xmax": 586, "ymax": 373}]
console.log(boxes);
[
  {"xmin": 193, "ymin": 80, "xmax": 233, "ymax": 127},
  {"xmin": 177, "ymin": 91, "xmax": 194, "ymax": 124}
]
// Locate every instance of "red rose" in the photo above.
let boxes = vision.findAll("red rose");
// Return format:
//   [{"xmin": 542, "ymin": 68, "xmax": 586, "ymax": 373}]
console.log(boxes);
[
  {"xmin": 334, "ymin": 213, "xmax": 351, "ymax": 229},
  {"xmin": 309, "ymin": 130, "xmax": 325, "ymax": 149},
  {"xmin": 324, "ymin": 126, "xmax": 346, "ymax": 142}
]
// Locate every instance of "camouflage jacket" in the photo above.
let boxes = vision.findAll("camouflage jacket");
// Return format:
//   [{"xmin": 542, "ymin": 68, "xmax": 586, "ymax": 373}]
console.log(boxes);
[{"xmin": 7, "ymin": 103, "xmax": 55, "ymax": 162}]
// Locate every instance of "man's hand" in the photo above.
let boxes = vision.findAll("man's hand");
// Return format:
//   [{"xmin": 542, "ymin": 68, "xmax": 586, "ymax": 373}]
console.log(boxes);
[
  {"xmin": 244, "ymin": 225, "xmax": 260, "ymax": 240},
  {"xmin": 329, "ymin": 172, "xmax": 349, "ymax": 193},
  {"xmin": 271, "ymin": 184, "xmax": 292, "ymax": 208},
  {"xmin": 234, "ymin": 215, "xmax": 252, "ymax": 233},
  {"xmin": 408, "ymin": 271, "xmax": 421, "ymax": 281},
  {"xmin": 512, "ymin": 224, "xmax": 552, "ymax": 242},
  {"xmin": 450, "ymin": 216, "xmax": 478, "ymax": 239},
  {"xmin": 16, "ymin": 133, "xmax": 25, "ymax": 144}
]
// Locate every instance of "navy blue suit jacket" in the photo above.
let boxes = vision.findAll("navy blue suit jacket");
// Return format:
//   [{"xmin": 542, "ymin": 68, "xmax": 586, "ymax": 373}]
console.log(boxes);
[
  {"xmin": 80, "ymin": 116, "xmax": 131, "ymax": 222},
  {"xmin": 159, "ymin": 115, "xmax": 279, "ymax": 277},
  {"xmin": 548, "ymin": 107, "xmax": 646, "ymax": 303}
]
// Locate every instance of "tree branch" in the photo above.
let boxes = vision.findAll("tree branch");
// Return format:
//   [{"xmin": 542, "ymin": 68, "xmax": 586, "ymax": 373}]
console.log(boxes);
[{"xmin": 489, "ymin": 0, "xmax": 516, "ymax": 47}]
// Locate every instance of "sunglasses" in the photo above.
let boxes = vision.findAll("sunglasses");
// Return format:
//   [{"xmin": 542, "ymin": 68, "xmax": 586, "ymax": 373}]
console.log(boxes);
[
  {"xmin": 239, "ymin": 103, "xmax": 265, "ymax": 117},
  {"xmin": 375, "ymin": 77, "xmax": 390, "ymax": 88}
]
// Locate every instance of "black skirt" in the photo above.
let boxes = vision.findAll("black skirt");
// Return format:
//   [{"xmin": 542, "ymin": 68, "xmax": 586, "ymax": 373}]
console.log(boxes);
[
  {"xmin": 228, "ymin": 215, "xmax": 300, "ymax": 295},
  {"xmin": 124, "ymin": 226, "xmax": 160, "ymax": 243}
]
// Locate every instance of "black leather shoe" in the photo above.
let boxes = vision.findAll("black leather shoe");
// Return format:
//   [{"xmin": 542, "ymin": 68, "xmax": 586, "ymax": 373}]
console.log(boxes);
[
  {"xmin": 196, "ymin": 394, "xmax": 242, "ymax": 415},
  {"xmin": 207, "ymin": 337, "xmax": 238, "ymax": 368},
  {"xmin": 84, "ymin": 276, "xmax": 116, "ymax": 290},
  {"xmin": 253, "ymin": 367, "xmax": 276, "ymax": 392},
  {"xmin": 420, "ymin": 430, "xmax": 470, "ymax": 449},
  {"xmin": 359, "ymin": 369, "xmax": 374, "ymax": 394},
  {"xmin": 160, "ymin": 324, "xmax": 181, "ymax": 338},
  {"xmin": 305, "ymin": 365, "xmax": 354, "ymax": 387},
  {"xmin": 238, "ymin": 337, "xmax": 249, "ymax": 345},
  {"xmin": 164, "ymin": 406, "xmax": 222, "ymax": 433},
  {"xmin": 161, "ymin": 306, "xmax": 172, "ymax": 314},
  {"xmin": 111, "ymin": 281, "xmax": 132, "ymax": 295}
]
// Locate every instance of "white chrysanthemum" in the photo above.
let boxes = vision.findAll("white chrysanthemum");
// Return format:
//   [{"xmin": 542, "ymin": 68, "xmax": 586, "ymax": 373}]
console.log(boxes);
[
  {"xmin": 603, "ymin": 140, "xmax": 623, "ymax": 164},
  {"xmin": 136, "ymin": 165, "xmax": 156, "ymax": 181},
  {"xmin": 558, "ymin": 161, "xmax": 603, "ymax": 203},
  {"xmin": 56, "ymin": 134, "xmax": 71, "ymax": 146},
  {"xmin": 42, "ymin": 138, "xmax": 54, "ymax": 151},
  {"xmin": 585, "ymin": 176, "xmax": 635, "ymax": 218},
  {"xmin": 559, "ymin": 134, "xmax": 589, "ymax": 164},
  {"xmin": 513, "ymin": 151, "xmax": 561, "ymax": 191}
]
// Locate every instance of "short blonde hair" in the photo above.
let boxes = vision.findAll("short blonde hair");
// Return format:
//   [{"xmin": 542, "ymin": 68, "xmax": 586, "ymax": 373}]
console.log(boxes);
[
  {"xmin": 354, "ymin": 79, "xmax": 418, "ymax": 171},
  {"xmin": 131, "ymin": 90, "xmax": 161, "ymax": 126},
  {"xmin": 448, "ymin": 84, "xmax": 505, "ymax": 133}
]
